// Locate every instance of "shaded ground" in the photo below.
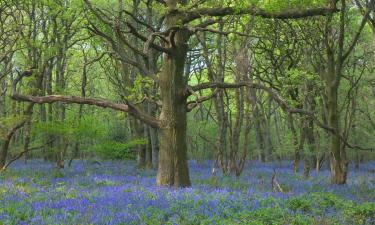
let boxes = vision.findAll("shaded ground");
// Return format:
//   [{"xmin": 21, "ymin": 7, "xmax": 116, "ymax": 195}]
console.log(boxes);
[{"xmin": 0, "ymin": 160, "xmax": 374, "ymax": 224}]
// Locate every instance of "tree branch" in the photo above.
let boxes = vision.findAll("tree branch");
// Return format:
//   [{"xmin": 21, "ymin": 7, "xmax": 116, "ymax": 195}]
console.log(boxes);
[
  {"xmin": 189, "ymin": 82, "xmax": 374, "ymax": 152},
  {"xmin": 183, "ymin": 5, "xmax": 338, "ymax": 23},
  {"xmin": 1, "ymin": 140, "xmax": 55, "ymax": 171},
  {"xmin": 10, "ymin": 72, "xmax": 161, "ymax": 128},
  {"xmin": 11, "ymin": 94, "xmax": 160, "ymax": 128},
  {"xmin": 186, "ymin": 88, "xmax": 219, "ymax": 111},
  {"xmin": 189, "ymin": 82, "xmax": 310, "ymax": 115},
  {"xmin": 342, "ymin": 0, "xmax": 374, "ymax": 61}
]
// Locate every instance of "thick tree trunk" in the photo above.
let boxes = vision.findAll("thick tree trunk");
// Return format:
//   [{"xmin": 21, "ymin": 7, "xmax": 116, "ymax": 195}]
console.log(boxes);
[
  {"xmin": 157, "ymin": 52, "xmax": 190, "ymax": 186},
  {"xmin": 156, "ymin": 12, "xmax": 191, "ymax": 186},
  {"xmin": 326, "ymin": 85, "xmax": 347, "ymax": 184}
]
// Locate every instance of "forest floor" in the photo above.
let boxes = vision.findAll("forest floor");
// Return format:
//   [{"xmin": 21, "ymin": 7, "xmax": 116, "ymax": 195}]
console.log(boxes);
[{"xmin": 0, "ymin": 160, "xmax": 374, "ymax": 225}]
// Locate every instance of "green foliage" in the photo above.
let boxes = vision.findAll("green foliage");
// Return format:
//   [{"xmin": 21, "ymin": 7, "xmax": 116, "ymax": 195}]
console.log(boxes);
[
  {"xmin": 93, "ymin": 139, "xmax": 146, "ymax": 160},
  {"xmin": 32, "ymin": 115, "xmax": 104, "ymax": 141},
  {"xmin": 51, "ymin": 169, "xmax": 65, "ymax": 179},
  {"xmin": 202, "ymin": 0, "xmax": 327, "ymax": 10},
  {"xmin": 259, "ymin": 0, "xmax": 326, "ymax": 11},
  {"xmin": 187, "ymin": 119, "xmax": 217, "ymax": 161},
  {"xmin": 287, "ymin": 197, "xmax": 312, "ymax": 213},
  {"xmin": 0, "ymin": 115, "xmax": 28, "ymax": 140},
  {"xmin": 31, "ymin": 112, "xmax": 144, "ymax": 160},
  {"xmin": 343, "ymin": 202, "xmax": 375, "ymax": 225},
  {"xmin": 126, "ymin": 75, "xmax": 154, "ymax": 102}
]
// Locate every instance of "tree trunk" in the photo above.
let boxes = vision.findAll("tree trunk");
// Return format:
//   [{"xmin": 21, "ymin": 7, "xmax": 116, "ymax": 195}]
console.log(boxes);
[
  {"xmin": 264, "ymin": 97, "xmax": 273, "ymax": 160},
  {"xmin": 131, "ymin": 119, "xmax": 146, "ymax": 168},
  {"xmin": 0, "ymin": 119, "xmax": 27, "ymax": 169},
  {"xmin": 0, "ymin": 139, "xmax": 11, "ymax": 169},
  {"xmin": 289, "ymin": 115, "xmax": 300, "ymax": 173},
  {"xmin": 149, "ymin": 125, "xmax": 158, "ymax": 169},
  {"xmin": 228, "ymin": 87, "xmax": 244, "ymax": 174},
  {"xmin": 142, "ymin": 124, "xmax": 150, "ymax": 168},
  {"xmin": 147, "ymin": 100, "xmax": 159, "ymax": 169},
  {"xmin": 70, "ymin": 57, "xmax": 87, "ymax": 167},
  {"xmin": 303, "ymin": 116, "xmax": 316, "ymax": 178},
  {"xmin": 254, "ymin": 114, "xmax": 265, "ymax": 162},
  {"xmin": 212, "ymin": 89, "xmax": 227, "ymax": 173},
  {"xmin": 156, "ymin": 12, "xmax": 191, "ymax": 187},
  {"xmin": 201, "ymin": 24, "xmax": 228, "ymax": 174},
  {"xmin": 57, "ymin": 138, "xmax": 69, "ymax": 168},
  {"xmin": 0, "ymin": 79, "xmax": 6, "ymax": 116},
  {"xmin": 326, "ymin": 85, "xmax": 347, "ymax": 184}
]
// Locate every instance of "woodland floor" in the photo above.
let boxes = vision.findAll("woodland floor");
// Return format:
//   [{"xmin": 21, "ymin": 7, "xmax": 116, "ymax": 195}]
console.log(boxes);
[{"xmin": 0, "ymin": 160, "xmax": 374, "ymax": 225}]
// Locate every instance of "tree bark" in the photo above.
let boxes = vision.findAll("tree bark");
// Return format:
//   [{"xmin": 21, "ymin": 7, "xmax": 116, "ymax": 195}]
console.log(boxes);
[
  {"xmin": 156, "ymin": 10, "xmax": 191, "ymax": 187},
  {"xmin": 326, "ymin": 85, "xmax": 347, "ymax": 184}
]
